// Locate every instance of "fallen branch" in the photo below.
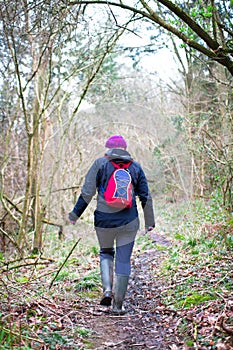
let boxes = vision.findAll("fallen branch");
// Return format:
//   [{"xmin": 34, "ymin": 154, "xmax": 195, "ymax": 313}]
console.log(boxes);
[
  {"xmin": 0, "ymin": 227, "xmax": 21, "ymax": 253},
  {"xmin": 1, "ymin": 326, "xmax": 44, "ymax": 344},
  {"xmin": 1, "ymin": 255, "xmax": 55, "ymax": 265},
  {"xmin": 49, "ymin": 238, "xmax": 81, "ymax": 289},
  {"xmin": 1, "ymin": 261, "xmax": 53, "ymax": 272},
  {"xmin": 30, "ymin": 269, "xmax": 56, "ymax": 281},
  {"xmin": 0, "ymin": 255, "xmax": 55, "ymax": 273},
  {"xmin": 3, "ymin": 194, "xmax": 63, "ymax": 229},
  {"xmin": 220, "ymin": 316, "xmax": 233, "ymax": 335}
]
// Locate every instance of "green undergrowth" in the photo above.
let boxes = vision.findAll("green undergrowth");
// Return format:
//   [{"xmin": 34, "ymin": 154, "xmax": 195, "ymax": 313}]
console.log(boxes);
[
  {"xmin": 136, "ymin": 233, "xmax": 155, "ymax": 250},
  {"xmin": 1, "ymin": 194, "xmax": 232, "ymax": 349},
  {"xmin": 0, "ymin": 233, "xmax": 101, "ymax": 349},
  {"xmin": 153, "ymin": 195, "xmax": 233, "ymax": 348},
  {"xmin": 75, "ymin": 268, "xmax": 101, "ymax": 291},
  {"xmin": 156, "ymin": 197, "xmax": 232, "ymax": 307}
]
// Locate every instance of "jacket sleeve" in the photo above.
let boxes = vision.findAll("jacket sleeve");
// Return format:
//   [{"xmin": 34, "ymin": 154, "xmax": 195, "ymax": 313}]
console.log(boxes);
[
  {"xmin": 134, "ymin": 163, "xmax": 155, "ymax": 228},
  {"xmin": 71, "ymin": 158, "xmax": 103, "ymax": 219}
]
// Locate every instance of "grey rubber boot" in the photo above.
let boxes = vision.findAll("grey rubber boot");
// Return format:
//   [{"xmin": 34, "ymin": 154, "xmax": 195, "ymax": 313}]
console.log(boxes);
[
  {"xmin": 100, "ymin": 259, "xmax": 113, "ymax": 306},
  {"xmin": 112, "ymin": 274, "xmax": 129, "ymax": 315}
]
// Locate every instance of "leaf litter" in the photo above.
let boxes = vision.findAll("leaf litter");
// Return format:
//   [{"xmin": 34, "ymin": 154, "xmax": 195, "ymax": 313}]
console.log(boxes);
[{"xmin": 0, "ymin": 230, "xmax": 232, "ymax": 350}]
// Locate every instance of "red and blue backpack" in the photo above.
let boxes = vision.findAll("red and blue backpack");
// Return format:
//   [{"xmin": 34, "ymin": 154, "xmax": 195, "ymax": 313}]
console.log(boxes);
[{"xmin": 101, "ymin": 161, "xmax": 133, "ymax": 209}]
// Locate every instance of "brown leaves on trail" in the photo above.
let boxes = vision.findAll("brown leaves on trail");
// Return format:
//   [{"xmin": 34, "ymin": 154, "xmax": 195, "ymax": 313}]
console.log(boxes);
[
  {"xmin": 0, "ymin": 231, "xmax": 232, "ymax": 349},
  {"xmin": 181, "ymin": 299, "xmax": 233, "ymax": 349}
]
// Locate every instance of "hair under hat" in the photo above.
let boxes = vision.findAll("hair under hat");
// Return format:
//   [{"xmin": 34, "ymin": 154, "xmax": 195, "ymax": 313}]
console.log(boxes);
[{"xmin": 105, "ymin": 135, "xmax": 127, "ymax": 149}]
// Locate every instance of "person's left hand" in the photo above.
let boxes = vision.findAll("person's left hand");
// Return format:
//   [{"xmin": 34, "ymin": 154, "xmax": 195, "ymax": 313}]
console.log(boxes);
[{"xmin": 68, "ymin": 211, "xmax": 78, "ymax": 225}]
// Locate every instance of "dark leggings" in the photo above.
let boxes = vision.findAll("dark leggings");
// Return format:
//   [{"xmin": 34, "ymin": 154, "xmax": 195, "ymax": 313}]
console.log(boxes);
[{"xmin": 95, "ymin": 219, "xmax": 139, "ymax": 276}]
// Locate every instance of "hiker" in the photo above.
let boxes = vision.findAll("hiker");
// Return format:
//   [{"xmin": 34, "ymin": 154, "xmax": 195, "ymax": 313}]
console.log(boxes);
[{"xmin": 69, "ymin": 135, "xmax": 155, "ymax": 314}]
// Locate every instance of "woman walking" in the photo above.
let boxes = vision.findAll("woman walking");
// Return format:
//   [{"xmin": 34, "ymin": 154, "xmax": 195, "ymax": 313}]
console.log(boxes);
[{"xmin": 69, "ymin": 135, "xmax": 155, "ymax": 314}]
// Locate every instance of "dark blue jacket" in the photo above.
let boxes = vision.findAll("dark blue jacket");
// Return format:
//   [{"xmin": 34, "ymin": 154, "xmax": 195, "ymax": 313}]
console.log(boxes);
[{"xmin": 70, "ymin": 148, "xmax": 155, "ymax": 229}]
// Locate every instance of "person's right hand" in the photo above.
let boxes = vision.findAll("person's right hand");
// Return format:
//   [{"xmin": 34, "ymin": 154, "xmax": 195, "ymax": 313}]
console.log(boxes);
[{"xmin": 145, "ymin": 226, "xmax": 154, "ymax": 234}]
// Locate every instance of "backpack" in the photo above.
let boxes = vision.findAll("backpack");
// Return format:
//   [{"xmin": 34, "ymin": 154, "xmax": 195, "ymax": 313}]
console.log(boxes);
[{"xmin": 102, "ymin": 161, "xmax": 133, "ymax": 209}]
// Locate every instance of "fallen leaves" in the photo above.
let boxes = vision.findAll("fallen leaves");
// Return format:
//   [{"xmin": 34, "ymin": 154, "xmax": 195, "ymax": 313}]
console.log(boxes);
[{"xmin": 0, "ymin": 230, "xmax": 232, "ymax": 349}]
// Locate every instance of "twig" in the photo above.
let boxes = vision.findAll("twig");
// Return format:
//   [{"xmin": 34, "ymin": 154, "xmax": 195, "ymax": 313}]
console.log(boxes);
[
  {"xmin": 3, "ymin": 194, "xmax": 63, "ymax": 228},
  {"xmin": 220, "ymin": 316, "xmax": 233, "ymax": 335},
  {"xmin": 1, "ymin": 260, "xmax": 53, "ymax": 272},
  {"xmin": 131, "ymin": 343, "xmax": 146, "ymax": 347},
  {"xmin": 30, "ymin": 269, "xmax": 56, "ymax": 281},
  {"xmin": 1, "ymin": 255, "xmax": 55, "ymax": 265},
  {"xmin": 49, "ymin": 238, "xmax": 81, "ymax": 289},
  {"xmin": 0, "ymin": 227, "xmax": 21, "ymax": 253},
  {"xmin": 1, "ymin": 326, "xmax": 44, "ymax": 344},
  {"xmin": 95, "ymin": 339, "xmax": 129, "ymax": 349}
]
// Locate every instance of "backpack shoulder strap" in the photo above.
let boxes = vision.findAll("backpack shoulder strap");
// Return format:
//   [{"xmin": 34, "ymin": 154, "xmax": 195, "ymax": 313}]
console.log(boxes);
[
  {"xmin": 110, "ymin": 160, "xmax": 132, "ymax": 169},
  {"xmin": 98, "ymin": 160, "xmax": 116, "ymax": 193},
  {"xmin": 109, "ymin": 161, "xmax": 120, "ymax": 169}
]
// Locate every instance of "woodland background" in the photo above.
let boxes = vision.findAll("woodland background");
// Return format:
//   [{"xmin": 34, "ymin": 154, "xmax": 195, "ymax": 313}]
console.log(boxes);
[
  {"xmin": 1, "ymin": 0, "xmax": 233, "ymax": 254},
  {"xmin": 0, "ymin": 1, "xmax": 233, "ymax": 349}
]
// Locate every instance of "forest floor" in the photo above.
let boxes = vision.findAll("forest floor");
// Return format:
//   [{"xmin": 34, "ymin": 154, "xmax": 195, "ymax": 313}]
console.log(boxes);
[
  {"xmin": 73, "ymin": 232, "xmax": 183, "ymax": 350},
  {"xmin": 63, "ymin": 231, "xmax": 233, "ymax": 350},
  {"xmin": 1, "ymin": 202, "xmax": 233, "ymax": 349}
]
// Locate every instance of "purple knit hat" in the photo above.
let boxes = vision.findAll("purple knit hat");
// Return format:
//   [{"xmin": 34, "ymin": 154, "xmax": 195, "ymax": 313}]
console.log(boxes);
[{"xmin": 105, "ymin": 135, "xmax": 127, "ymax": 149}]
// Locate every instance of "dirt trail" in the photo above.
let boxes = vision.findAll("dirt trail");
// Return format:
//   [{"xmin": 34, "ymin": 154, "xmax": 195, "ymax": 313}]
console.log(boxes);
[
  {"xmin": 1, "ymin": 229, "xmax": 232, "ymax": 349},
  {"xmin": 74, "ymin": 233, "xmax": 183, "ymax": 349}
]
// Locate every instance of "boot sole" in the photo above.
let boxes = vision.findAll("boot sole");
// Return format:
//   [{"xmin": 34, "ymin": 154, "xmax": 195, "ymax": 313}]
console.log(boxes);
[
  {"xmin": 100, "ymin": 296, "xmax": 112, "ymax": 306},
  {"xmin": 100, "ymin": 291, "xmax": 112, "ymax": 306}
]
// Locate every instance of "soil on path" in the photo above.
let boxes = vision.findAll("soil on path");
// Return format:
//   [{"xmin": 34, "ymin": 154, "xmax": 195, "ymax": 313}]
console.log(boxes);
[
  {"xmin": 1, "ymin": 230, "xmax": 232, "ymax": 349},
  {"xmin": 72, "ymin": 232, "xmax": 183, "ymax": 349}
]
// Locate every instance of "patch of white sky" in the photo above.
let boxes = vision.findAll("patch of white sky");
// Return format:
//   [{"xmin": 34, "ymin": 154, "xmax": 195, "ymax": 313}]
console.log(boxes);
[
  {"xmin": 73, "ymin": 3, "xmax": 187, "ymax": 110},
  {"xmin": 85, "ymin": 3, "xmax": 186, "ymax": 82},
  {"xmin": 118, "ymin": 29, "xmax": 183, "ymax": 82}
]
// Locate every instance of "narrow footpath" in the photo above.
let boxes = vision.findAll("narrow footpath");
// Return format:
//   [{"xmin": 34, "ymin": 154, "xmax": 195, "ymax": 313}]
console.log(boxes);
[{"xmin": 73, "ymin": 233, "xmax": 183, "ymax": 349}]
